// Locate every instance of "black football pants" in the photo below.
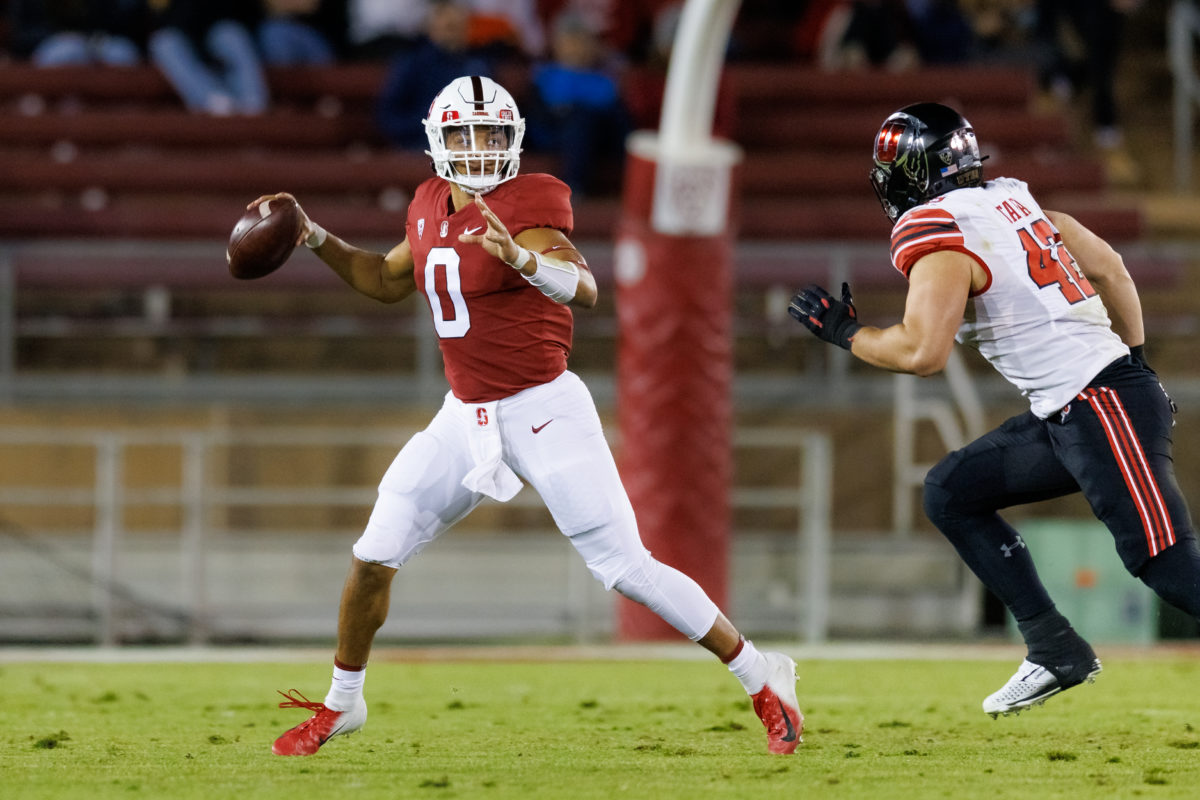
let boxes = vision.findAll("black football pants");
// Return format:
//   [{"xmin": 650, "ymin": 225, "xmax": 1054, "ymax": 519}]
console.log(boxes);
[{"xmin": 922, "ymin": 356, "xmax": 1199, "ymax": 622}]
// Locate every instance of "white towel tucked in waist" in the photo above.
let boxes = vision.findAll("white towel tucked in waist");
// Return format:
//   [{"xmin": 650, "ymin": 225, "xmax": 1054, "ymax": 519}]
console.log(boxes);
[{"xmin": 460, "ymin": 400, "xmax": 522, "ymax": 501}]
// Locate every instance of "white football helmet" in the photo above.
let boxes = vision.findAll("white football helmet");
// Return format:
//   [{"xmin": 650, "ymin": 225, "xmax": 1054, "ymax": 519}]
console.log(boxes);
[{"xmin": 423, "ymin": 75, "xmax": 525, "ymax": 194}]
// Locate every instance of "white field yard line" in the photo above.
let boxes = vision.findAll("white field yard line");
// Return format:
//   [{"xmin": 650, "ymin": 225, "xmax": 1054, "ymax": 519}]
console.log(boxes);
[{"xmin": 2, "ymin": 641, "xmax": 1197, "ymax": 664}]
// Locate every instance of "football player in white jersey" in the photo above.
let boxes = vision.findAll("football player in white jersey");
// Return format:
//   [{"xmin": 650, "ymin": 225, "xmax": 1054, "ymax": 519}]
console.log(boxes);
[{"xmin": 790, "ymin": 102, "xmax": 1200, "ymax": 716}]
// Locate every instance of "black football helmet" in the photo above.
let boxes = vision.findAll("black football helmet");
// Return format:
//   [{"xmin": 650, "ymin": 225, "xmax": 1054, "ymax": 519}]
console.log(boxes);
[{"xmin": 869, "ymin": 102, "xmax": 985, "ymax": 223}]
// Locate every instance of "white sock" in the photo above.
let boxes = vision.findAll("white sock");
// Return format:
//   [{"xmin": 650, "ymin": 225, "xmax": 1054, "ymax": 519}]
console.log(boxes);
[
  {"xmin": 324, "ymin": 664, "xmax": 365, "ymax": 711},
  {"xmin": 727, "ymin": 639, "xmax": 769, "ymax": 695}
]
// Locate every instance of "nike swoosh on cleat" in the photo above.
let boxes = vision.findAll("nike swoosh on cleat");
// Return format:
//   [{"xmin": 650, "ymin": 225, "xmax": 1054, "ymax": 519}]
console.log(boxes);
[
  {"xmin": 531, "ymin": 420, "xmax": 553, "ymax": 434},
  {"xmin": 778, "ymin": 699, "xmax": 797, "ymax": 742}
]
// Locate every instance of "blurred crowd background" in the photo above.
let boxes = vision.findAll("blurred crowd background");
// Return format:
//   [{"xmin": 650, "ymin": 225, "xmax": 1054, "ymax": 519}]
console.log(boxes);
[{"xmin": 0, "ymin": 1, "xmax": 1154, "ymax": 194}]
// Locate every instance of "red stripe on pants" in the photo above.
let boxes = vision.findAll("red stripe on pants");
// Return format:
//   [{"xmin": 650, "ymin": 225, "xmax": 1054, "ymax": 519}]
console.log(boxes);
[{"xmin": 1079, "ymin": 387, "xmax": 1174, "ymax": 556}]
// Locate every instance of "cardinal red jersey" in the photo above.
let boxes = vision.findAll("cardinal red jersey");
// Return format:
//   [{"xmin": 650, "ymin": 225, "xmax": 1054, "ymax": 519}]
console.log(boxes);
[{"xmin": 406, "ymin": 173, "xmax": 576, "ymax": 402}]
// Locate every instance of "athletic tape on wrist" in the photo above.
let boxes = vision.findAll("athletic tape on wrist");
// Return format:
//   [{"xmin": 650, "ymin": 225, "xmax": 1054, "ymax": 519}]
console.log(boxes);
[
  {"xmin": 507, "ymin": 246, "xmax": 532, "ymax": 271},
  {"xmin": 305, "ymin": 222, "xmax": 327, "ymax": 249}
]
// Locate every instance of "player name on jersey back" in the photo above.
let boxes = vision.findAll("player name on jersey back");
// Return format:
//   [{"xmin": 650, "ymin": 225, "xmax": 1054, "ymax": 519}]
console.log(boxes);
[{"xmin": 890, "ymin": 177, "xmax": 1128, "ymax": 418}]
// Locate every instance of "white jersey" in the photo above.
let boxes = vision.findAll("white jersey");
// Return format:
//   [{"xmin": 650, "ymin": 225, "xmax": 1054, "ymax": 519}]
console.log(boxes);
[{"xmin": 889, "ymin": 177, "xmax": 1128, "ymax": 418}]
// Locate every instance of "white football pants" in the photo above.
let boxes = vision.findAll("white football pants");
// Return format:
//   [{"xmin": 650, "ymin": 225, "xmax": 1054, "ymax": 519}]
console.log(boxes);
[{"xmin": 352, "ymin": 370, "xmax": 720, "ymax": 640}]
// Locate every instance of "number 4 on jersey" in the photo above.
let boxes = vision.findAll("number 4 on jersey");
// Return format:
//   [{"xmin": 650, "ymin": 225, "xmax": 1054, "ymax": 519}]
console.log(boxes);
[{"xmin": 1018, "ymin": 218, "xmax": 1096, "ymax": 304}]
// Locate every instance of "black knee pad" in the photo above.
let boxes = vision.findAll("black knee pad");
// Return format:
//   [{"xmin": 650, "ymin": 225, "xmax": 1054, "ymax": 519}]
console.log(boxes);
[
  {"xmin": 922, "ymin": 479, "xmax": 955, "ymax": 530},
  {"xmin": 1137, "ymin": 538, "xmax": 1200, "ymax": 618},
  {"xmin": 922, "ymin": 451, "xmax": 968, "ymax": 531}
]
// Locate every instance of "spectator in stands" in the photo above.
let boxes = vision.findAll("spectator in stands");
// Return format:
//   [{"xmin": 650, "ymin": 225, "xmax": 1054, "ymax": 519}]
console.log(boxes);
[
  {"xmin": 345, "ymin": 0, "xmax": 429, "ymax": 61},
  {"xmin": 525, "ymin": 8, "xmax": 630, "ymax": 197},
  {"xmin": 146, "ymin": 0, "xmax": 269, "ymax": 116},
  {"xmin": 10, "ymin": 0, "xmax": 144, "ymax": 66},
  {"xmin": 257, "ymin": 0, "xmax": 346, "ymax": 66},
  {"xmin": 803, "ymin": 0, "xmax": 921, "ymax": 71},
  {"xmin": 791, "ymin": 0, "xmax": 847, "ymax": 63},
  {"xmin": 724, "ymin": 0, "xmax": 810, "ymax": 61},
  {"xmin": 622, "ymin": 2, "xmax": 737, "ymax": 140},
  {"xmin": 465, "ymin": 0, "xmax": 545, "ymax": 60},
  {"xmin": 958, "ymin": 0, "xmax": 1037, "ymax": 63},
  {"xmin": 903, "ymin": 0, "xmax": 975, "ymax": 64},
  {"xmin": 375, "ymin": 0, "xmax": 490, "ymax": 149},
  {"xmin": 595, "ymin": 0, "xmax": 677, "ymax": 63},
  {"xmin": 1033, "ymin": 0, "xmax": 1140, "ymax": 184}
]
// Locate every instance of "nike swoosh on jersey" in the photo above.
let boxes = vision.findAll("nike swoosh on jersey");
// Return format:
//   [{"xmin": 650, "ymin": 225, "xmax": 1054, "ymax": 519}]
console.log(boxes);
[
  {"xmin": 464, "ymin": 226, "xmax": 483, "ymax": 235},
  {"xmin": 531, "ymin": 420, "xmax": 553, "ymax": 434}
]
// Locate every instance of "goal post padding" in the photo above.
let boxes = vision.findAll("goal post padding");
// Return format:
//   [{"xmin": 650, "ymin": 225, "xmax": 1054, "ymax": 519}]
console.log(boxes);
[{"xmin": 614, "ymin": 133, "xmax": 741, "ymax": 639}]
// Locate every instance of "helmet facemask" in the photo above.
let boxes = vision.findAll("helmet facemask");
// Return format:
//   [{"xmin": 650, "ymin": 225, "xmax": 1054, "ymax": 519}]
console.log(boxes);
[{"xmin": 424, "ymin": 76, "xmax": 525, "ymax": 194}]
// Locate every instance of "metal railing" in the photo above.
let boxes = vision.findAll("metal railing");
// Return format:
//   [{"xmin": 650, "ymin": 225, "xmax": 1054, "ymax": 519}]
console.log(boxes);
[
  {"xmin": 0, "ymin": 238, "xmax": 891, "ymax": 407},
  {"xmin": 892, "ymin": 350, "xmax": 986, "ymax": 536},
  {"xmin": 0, "ymin": 424, "xmax": 832, "ymax": 646},
  {"xmin": 4, "ymin": 238, "xmax": 1189, "ymax": 406}
]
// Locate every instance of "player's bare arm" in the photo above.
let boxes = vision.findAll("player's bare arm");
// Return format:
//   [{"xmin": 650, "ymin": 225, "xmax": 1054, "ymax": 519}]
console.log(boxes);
[
  {"xmin": 848, "ymin": 250, "xmax": 974, "ymax": 376},
  {"xmin": 1046, "ymin": 209, "xmax": 1145, "ymax": 348},
  {"xmin": 460, "ymin": 193, "xmax": 598, "ymax": 309},
  {"xmin": 792, "ymin": 253, "xmax": 972, "ymax": 375},
  {"xmin": 247, "ymin": 192, "xmax": 416, "ymax": 304}
]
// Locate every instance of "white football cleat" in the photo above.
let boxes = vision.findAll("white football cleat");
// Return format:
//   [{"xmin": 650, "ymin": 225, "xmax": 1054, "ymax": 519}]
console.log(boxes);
[{"xmin": 983, "ymin": 657, "xmax": 1102, "ymax": 718}]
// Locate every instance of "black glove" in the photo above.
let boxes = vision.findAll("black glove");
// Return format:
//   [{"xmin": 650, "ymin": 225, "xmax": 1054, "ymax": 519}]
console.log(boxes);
[
  {"xmin": 788, "ymin": 282, "xmax": 861, "ymax": 350},
  {"xmin": 1130, "ymin": 344, "xmax": 1150, "ymax": 371},
  {"xmin": 1132, "ymin": 344, "xmax": 1179, "ymax": 415}
]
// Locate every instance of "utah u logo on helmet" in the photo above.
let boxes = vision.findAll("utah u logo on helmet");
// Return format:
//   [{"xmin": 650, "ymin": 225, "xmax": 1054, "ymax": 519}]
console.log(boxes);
[{"xmin": 869, "ymin": 102, "xmax": 984, "ymax": 223}]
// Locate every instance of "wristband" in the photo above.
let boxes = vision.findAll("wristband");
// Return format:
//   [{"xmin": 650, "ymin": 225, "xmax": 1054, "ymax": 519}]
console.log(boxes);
[
  {"xmin": 507, "ymin": 246, "xmax": 532, "ymax": 270},
  {"xmin": 305, "ymin": 222, "xmax": 327, "ymax": 249}
]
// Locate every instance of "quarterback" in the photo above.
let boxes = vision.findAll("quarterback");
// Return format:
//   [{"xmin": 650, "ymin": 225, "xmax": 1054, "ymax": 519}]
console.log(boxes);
[
  {"xmin": 261, "ymin": 76, "xmax": 803, "ymax": 756},
  {"xmin": 791, "ymin": 102, "xmax": 1200, "ymax": 716}
]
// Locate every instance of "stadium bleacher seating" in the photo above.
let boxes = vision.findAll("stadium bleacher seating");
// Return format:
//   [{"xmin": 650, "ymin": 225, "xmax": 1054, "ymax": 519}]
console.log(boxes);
[
  {"xmin": 0, "ymin": 58, "xmax": 1156, "ymax": 381},
  {"xmin": 0, "ymin": 61, "xmax": 1143, "ymax": 245}
]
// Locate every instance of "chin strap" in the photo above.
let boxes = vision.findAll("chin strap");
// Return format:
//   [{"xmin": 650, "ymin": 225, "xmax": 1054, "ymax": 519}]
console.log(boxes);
[
  {"xmin": 458, "ymin": 182, "xmax": 497, "ymax": 197},
  {"xmin": 508, "ymin": 246, "xmax": 580, "ymax": 304}
]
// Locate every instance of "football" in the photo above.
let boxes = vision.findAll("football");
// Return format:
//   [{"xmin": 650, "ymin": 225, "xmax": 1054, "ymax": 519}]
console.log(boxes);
[{"xmin": 227, "ymin": 197, "xmax": 303, "ymax": 280}]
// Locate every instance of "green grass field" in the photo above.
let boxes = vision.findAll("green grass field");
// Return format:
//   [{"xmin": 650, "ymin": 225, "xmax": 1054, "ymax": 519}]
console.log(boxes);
[{"xmin": 3, "ymin": 650, "xmax": 1200, "ymax": 799}]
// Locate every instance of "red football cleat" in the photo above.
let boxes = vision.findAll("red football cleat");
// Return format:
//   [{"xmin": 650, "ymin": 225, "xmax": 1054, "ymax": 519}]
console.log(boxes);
[
  {"xmin": 750, "ymin": 653, "xmax": 804, "ymax": 754},
  {"xmin": 271, "ymin": 689, "xmax": 367, "ymax": 756}
]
